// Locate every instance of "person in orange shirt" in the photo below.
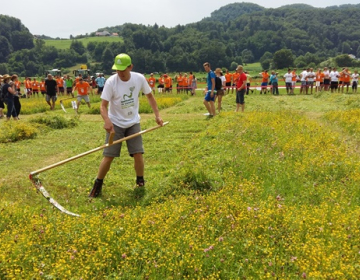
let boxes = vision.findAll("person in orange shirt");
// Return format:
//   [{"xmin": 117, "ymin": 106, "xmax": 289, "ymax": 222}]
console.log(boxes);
[
  {"xmin": 183, "ymin": 73, "xmax": 190, "ymax": 94},
  {"xmin": 224, "ymin": 70, "xmax": 232, "ymax": 94},
  {"xmin": 157, "ymin": 75, "xmax": 164, "ymax": 93},
  {"xmin": 25, "ymin": 77, "xmax": 32, "ymax": 98},
  {"xmin": 341, "ymin": 68, "xmax": 351, "ymax": 93},
  {"xmin": 40, "ymin": 78, "xmax": 46, "ymax": 96},
  {"xmin": 72, "ymin": 77, "xmax": 91, "ymax": 113},
  {"xmin": 147, "ymin": 73, "xmax": 156, "ymax": 95},
  {"xmin": 164, "ymin": 74, "xmax": 171, "ymax": 93},
  {"xmin": 232, "ymin": 71, "xmax": 240, "ymax": 93},
  {"xmin": 188, "ymin": 72, "xmax": 194, "ymax": 95},
  {"xmin": 315, "ymin": 68, "xmax": 324, "ymax": 93},
  {"xmin": 56, "ymin": 76, "xmax": 64, "ymax": 96},
  {"xmin": 176, "ymin": 73, "xmax": 183, "ymax": 93},
  {"xmin": 259, "ymin": 70, "xmax": 269, "ymax": 94},
  {"xmin": 32, "ymin": 78, "xmax": 40, "ymax": 97}
]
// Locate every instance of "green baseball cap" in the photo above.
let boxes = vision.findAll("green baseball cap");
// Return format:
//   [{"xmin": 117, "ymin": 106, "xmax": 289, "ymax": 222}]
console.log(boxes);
[{"xmin": 112, "ymin": 53, "xmax": 132, "ymax": 71}]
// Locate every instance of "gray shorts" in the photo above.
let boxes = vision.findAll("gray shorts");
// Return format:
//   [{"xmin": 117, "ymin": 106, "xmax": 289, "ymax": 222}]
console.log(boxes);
[
  {"xmin": 103, "ymin": 123, "xmax": 144, "ymax": 157},
  {"xmin": 77, "ymin": 95, "xmax": 90, "ymax": 102},
  {"xmin": 46, "ymin": 95, "xmax": 57, "ymax": 102}
]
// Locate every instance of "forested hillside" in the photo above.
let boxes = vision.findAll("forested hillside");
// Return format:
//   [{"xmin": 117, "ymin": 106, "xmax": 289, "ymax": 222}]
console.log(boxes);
[
  {"xmin": 1, "ymin": 3, "xmax": 360, "ymax": 76},
  {"xmin": 0, "ymin": 15, "xmax": 34, "ymax": 63}
]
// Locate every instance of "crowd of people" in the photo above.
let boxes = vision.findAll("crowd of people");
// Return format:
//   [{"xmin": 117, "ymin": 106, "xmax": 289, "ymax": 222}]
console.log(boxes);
[
  {"xmin": 0, "ymin": 73, "xmax": 108, "ymax": 119},
  {"xmin": 259, "ymin": 67, "xmax": 359, "ymax": 95}
]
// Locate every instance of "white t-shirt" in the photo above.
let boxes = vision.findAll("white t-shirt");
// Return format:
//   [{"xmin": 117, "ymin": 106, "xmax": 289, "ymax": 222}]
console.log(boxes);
[
  {"xmin": 300, "ymin": 71, "xmax": 308, "ymax": 82},
  {"xmin": 352, "ymin": 73, "xmax": 359, "ymax": 83},
  {"xmin": 284, "ymin": 73, "xmax": 293, "ymax": 83},
  {"xmin": 101, "ymin": 72, "xmax": 151, "ymax": 128},
  {"xmin": 307, "ymin": 72, "xmax": 315, "ymax": 82},
  {"xmin": 323, "ymin": 70, "xmax": 330, "ymax": 79},
  {"xmin": 330, "ymin": 71, "xmax": 339, "ymax": 82},
  {"xmin": 220, "ymin": 76, "xmax": 226, "ymax": 88}
]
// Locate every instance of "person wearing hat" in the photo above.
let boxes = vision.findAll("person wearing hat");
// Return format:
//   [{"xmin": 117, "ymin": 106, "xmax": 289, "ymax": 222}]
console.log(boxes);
[
  {"xmin": 2, "ymin": 74, "xmax": 18, "ymax": 120},
  {"xmin": 89, "ymin": 53, "xmax": 164, "ymax": 198}
]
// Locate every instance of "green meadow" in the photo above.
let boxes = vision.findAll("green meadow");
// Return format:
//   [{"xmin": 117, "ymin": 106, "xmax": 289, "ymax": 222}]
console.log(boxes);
[
  {"xmin": 43, "ymin": 36, "xmax": 124, "ymax": 50},
  {"xmin": 1, "ymin": 88, "xmax": 360, "ymax": 279}
]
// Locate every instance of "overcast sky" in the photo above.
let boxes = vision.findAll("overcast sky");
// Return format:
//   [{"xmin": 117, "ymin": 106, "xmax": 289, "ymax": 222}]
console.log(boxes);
[{"xmin": 2, "ymin": 0, "xmax": 358, "ymax": 39}]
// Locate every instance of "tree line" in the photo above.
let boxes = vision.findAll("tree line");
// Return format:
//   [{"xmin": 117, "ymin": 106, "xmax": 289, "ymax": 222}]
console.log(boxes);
[{"xmin": 1, "ymin": 3, "xmax": 360, "ymax": 76}]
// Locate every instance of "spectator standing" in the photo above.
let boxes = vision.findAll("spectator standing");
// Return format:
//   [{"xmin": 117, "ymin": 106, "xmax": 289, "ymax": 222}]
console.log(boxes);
[
  {"xmin": 235, "ymin": 65, "xmax": 247, "ymax": 112},
  {"xmin": 270, "ymin": 71, "xmax": 279, "ymax": 95},
  {"xmin": 95, "ymin": 74, "xmax": 106, "ymax": 95},
  {"xmin": 351, "ymin": 70, "xmax": 359, "ymax": 93},
  {"xmin": 45, "ymin": 74, "xmax": 58, "ymax": 110},
  {"xmin": 147, "ymin": 73, "xmax": 156, "ymax": 95},
  {"xmin": 291, "ymin": 69, "xmax": 297, "ymax": 94},
  {"xmin": 11, "ymin": 75, "xmax": 22, "ymax": 117},
  {"xmin": 224, "ymin": 70, "xmax": 232, "ymax": 94},
  {"xmin": 315, "ymin": 69, "xmax": 324, "ymax": 93},
  {"xmin": 323, "ymin": 67, "xmax": 330, "ymax": 91},
  {"xmin": 245, "ymin": 71, "xmax": 253, "ymax": 95},
  {"xmin": 56, "ymin": 75, "xmax": 64, "ymax": 96},
  {"xmin": 25, "ymin": 77, "xmax": 32, "ymax": 98},
  {"xmin": 203, "ymin": 62, "xmax": 216, "ymax": 117},
  {"xmin": 284, "ymin": 69, "xmax": 293, "ymax": 95},
  {"xmin": 191, "ymin": 74, "xmax": 197, "ymax": 96},
  {"xmin": 341, "ymin": 68, "xmax": 351, "ymax": 93},
  {"xmin": 259, "ymin": 70, "xmax": 269, "ymax": 94},
  {"xmin": 300, "ymin": 68, "xmax": 308, "ymax": 94},
  {"xmin": 32, "ymin": 78, "xmax": 40, "ymax": 97},
  {"xmin": 307, "ymin": 68, "xmax": 316, "ymax": 94},
  {"xmin": 215, "ymin": 68, "xmax": 225, "ymax": 114},
  {"xmin": 329, "ymin": 67, "xmax": 339, "ymax": 93},
  {"xmin": 65, "ymin": 75, "xmax": 74, "ymax": 97},
  {"xmin": 40, "ymin": 79, "xmax": 46, "ymax": 96},
  {"xmin": 2, "ymin": 74, "xmax": 18, "ymax": 120}
]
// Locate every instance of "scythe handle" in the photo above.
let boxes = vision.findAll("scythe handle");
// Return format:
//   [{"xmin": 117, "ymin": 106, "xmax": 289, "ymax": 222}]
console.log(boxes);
[{"xmin": 30, "ymin": 122, "xmax": 169, "ymax": 176}]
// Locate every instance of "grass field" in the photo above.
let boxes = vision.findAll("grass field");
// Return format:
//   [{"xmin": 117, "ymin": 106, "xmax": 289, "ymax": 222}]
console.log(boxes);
[
  {"xmin": 43, "ymin": 36, "xmax": 124, "ymax": 50},
  {"xmin": 1, "ymin": 89, "xmax": 360, "ymax": 279}
]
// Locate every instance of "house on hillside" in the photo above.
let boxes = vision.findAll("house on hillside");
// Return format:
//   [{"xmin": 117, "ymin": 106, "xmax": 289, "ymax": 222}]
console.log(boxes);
[
  {"xmin": 95, "ymin": 31, "xmax": 111, "ymax": 36},
  {"xmin": 111, "ymin": 33, "xmax": 119, "ymax": 37}
]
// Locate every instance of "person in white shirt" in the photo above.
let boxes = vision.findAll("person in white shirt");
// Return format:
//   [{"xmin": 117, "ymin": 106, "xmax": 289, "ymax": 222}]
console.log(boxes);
[
  {"xmin": 283, "ymin": 69, "xmax": 293, "ymax": 94},
  {"xmin": 352, "ymin": 70, "xmax": 359, "ymax": 93},
  {"xmin": 323, "ymin": 67, "xmax": 330, "ymax": 91},
  {"xmin": 307, "ymin": 68, "xmax": 316, "ymax": 94},
  {"xmin": 300, "ymin": 68, "xmax": 308, "ymax": 94},
  {"xmin": 329, "ymin": 67, "xmax": 339, "ymax": 93},
  {"xmin": 89, "ymin": 53, "xmax": 164, "ymax": 198}
]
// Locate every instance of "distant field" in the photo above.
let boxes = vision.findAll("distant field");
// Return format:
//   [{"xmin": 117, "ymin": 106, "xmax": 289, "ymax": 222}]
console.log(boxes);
[{"xmin": 42, "ymin": 36, "xmax": 124, "ymax": 49}]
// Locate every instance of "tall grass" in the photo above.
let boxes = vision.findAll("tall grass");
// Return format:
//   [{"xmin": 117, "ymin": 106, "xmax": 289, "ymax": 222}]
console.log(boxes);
[{"xmin": 1, "ymin": 91, "xmax": 360, "ymax": 279}]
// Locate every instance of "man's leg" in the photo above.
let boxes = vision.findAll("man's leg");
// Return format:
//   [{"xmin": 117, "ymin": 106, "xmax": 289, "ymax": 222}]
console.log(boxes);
[
  {"xmin": 133, "ymin": 153, "xmax": 144, "ymax": 177},
  {"xmin": 210, "ymin": 101, "xmax": 216, "ymax": 116},
  {"xmin": 203, "ymin": 100, "xmax": 212, "ymax": 115},
  {"xmin": 97, "ymin": 156, "xmax": 114, "ymax": 179}
]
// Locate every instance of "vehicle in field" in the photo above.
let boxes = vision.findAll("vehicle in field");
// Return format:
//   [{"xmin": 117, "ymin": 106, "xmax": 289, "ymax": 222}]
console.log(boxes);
[
  {"xmin": 73, "ymin": 64, "xmax": 91, "ymax": 79},
  {"xmin": 45, "ymin": 69, "xmax": 62, "ymax": 77}
]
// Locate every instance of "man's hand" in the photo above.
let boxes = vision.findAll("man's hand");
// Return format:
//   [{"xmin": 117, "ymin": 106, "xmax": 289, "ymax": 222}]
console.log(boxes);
[
  {"xmin": 103, "ymin": 118, "xmax": 114, "ymax": 133},
  {"xmin": 155, "ymin": 116, "xmax": 164, "ymax": 126}
]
